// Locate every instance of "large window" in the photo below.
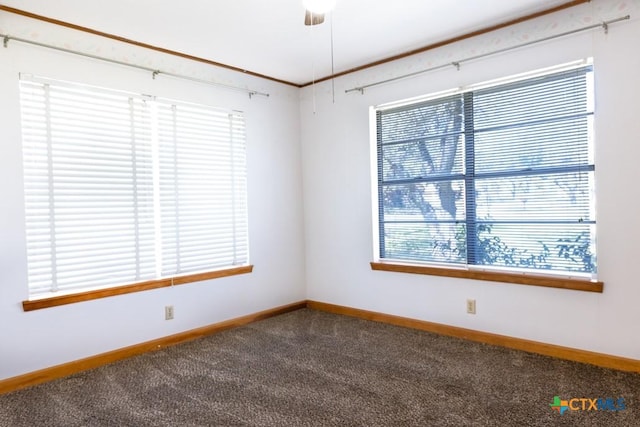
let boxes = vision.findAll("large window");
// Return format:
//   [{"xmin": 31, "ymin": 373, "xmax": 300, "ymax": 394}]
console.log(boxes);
[
  {"xmin": 20, "ymin": 76, "xmax": 249, "ymax": 298},
  {"xmin": 374, "ymin": 63, "xmax": 596, "ymax": 278}
]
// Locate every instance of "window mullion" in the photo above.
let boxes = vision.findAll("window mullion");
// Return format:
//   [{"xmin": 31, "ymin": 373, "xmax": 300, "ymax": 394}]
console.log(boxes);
[
  {"xmin": 171, "ymin": 105, "xmax": 181, "ymax": 274},
  {"xmin": 129, "ymin": 98, "xmax": 141, "ymax": 280},
  {"xmin": 463, "ymin": 92, "xmax": 477, "ymax": 266},
  {"xmin": 376, "ymin": 111, "xmax": 386, "ymax": 258},
  {"xmin": 44, "ymin": 83, "xmax": 59, "ymax": 292},
  {"xmin": 229, "ymin": 113, "xmax": 238, "ymax": 264},
  {"xmin": 150, "ymin": 102, "xmax": 162, "ymax": 278}
]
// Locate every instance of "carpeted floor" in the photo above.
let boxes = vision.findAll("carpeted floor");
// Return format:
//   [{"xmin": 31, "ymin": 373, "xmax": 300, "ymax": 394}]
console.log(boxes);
[{"xmin": 0, "ymin": 308, "xmax": 638, "ymax": 426}]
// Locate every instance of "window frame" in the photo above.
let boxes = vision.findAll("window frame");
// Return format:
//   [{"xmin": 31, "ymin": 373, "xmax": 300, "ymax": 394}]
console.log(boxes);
[
  {"xmin": 19, "ymin": 75, "xmax": 253, "ymax": 310},
  {"xmin": 370, "ymin": 61, "xmax": 603, "ymax": 292}
]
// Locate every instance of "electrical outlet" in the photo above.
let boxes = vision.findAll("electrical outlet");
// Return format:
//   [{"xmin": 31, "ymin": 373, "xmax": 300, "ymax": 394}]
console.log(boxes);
[
  {"xmin": 466, "ymin": 299, "xmax": 476, "ymax": 314},
  {"xmin": 165, "ymin": 305, "xmax": 174, "ymax": 320}
]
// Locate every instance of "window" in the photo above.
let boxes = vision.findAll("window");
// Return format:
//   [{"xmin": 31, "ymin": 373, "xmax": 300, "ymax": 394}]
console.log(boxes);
[
  {"xmin": 374, "ymin": 63, "xmax": 596, "ymax": 279},
  {"xmin": 20, "ymin": 76, "xmax": 249, "ymax": 298}
]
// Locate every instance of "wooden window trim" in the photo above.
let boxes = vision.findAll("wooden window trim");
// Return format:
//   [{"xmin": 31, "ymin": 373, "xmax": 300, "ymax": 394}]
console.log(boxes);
[
  {"xmin": 22, "ymin": 265, "xmax": 254, "ymax": 312},
  {"xmin": 370, "ymin": 262, "xmax": 603, "ymax": 293}
]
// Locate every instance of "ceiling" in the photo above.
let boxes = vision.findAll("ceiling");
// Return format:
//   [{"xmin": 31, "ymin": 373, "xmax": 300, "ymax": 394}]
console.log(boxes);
[{"xmin": 0, "ymin": 0, "xmax": 581, "ymax": 86}]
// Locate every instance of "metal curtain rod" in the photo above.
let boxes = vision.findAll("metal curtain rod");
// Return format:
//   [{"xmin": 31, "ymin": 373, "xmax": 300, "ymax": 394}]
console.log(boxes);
[
  {"xmin": 345, "ymin": 15, "xmax": 630, "ymax": 94},
  {"xmin": 2, "ymin": 34, "xmax": 270, "ymax": 99}
]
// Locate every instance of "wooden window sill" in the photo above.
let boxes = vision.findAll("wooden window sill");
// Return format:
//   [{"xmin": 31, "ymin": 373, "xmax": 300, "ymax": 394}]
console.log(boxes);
[
  {"xmin": 22, "ymin": 265, "xmax": 254, "ymax": 312},
  {"xmin": 370, "ymin": 262, "xmax": 603, "ymax": 293}
]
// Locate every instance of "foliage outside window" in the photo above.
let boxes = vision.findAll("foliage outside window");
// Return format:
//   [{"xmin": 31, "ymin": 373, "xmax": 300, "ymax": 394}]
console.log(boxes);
[
  {"xmin": 20, "ymin": 76, "xmax": 249, "ymax": 298},
  {"xmin": 374, "ymin": 63, "xmax": 596, "ymax": 277}
]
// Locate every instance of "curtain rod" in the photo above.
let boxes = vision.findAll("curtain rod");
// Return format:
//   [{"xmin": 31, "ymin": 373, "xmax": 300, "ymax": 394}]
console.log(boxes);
[
  {"xmin": 345, "ymin": 15, "xmax": 630, "ymax": 94},
  {"xmin": 1, "ymin": 34, "xmax": 270, "ymax": 99}
]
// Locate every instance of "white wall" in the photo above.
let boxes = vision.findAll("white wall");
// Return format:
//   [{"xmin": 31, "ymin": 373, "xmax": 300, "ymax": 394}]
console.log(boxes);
[
  {"xmin": 301, "ymin": 0, "xmax": 640, "ymax": 360},
  {"xmin": 0, "ymin": 14, "xmax": 305, "ymax": 380}
]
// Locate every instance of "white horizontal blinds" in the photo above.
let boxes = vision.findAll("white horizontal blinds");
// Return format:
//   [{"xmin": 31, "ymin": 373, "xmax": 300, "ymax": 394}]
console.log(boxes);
[
  {"xmin": 157, "ymin": 101, "xmax": 248, "ymax": 277},
  {"xmin": 21, "ymin": 77, "xmax": 250, "ymax": 297},
  {"xmin": 20, "ymin": 80, "xmax": 156, "ymax": 296},
  {"xmin": 376, "ymin": 64, "xmax": 596, "ymax": 275},
  {"xmin": 377, "ymin": 95, "xmax": 467, "ymax": 265},
  {"xmin": 472, "ymin": 66, "xmax": 595, "ymax": 274}
]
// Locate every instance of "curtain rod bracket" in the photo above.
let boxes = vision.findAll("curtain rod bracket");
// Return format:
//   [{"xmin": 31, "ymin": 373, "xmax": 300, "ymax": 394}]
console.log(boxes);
[
  {"xmin": 344, "ymin": 87, "xmax": 364, "ymax": 94},
  {"xmin": 3, "ymin": 35, "xmax": 9, "ymax": 48},
  {"xmin": 248, "ymin": 91, "xmax": 270, "ymax": 99},
  {"xmin": 152, "ymin": 70, "xmax": 160, "ymax": 79},
  {"xmin": 452, "ymin": 61, "xmax": 461, "ymax": 71},
  {"xmin": 601, "ymin": 21, "xmax": 609, "ymax": 35}
]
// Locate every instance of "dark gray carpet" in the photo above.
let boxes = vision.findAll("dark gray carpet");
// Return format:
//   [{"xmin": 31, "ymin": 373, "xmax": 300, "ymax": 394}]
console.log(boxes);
[{"xmin": 0, "ymin": 308, "xmax": 638, "ymax": 426}]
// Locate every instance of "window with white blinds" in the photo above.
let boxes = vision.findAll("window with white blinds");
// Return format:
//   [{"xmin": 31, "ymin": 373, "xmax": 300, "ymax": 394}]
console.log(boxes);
[
  {"xmin": 375, "ymin": 63, "xmax": 596, "ymax": 277},
  {"xmin": 20, "ymin": 77, "xmax": 249, "ymax": 297}
]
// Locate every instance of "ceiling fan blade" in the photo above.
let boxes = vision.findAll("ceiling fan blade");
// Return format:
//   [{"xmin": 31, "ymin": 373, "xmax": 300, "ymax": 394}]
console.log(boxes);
[{"xmin": 304, "ymin": 10, "xmax": 325, "ymax": 26}]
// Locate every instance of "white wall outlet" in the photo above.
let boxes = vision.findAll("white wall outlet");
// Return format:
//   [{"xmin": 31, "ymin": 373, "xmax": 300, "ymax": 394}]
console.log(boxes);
[
  {"xmin": 165, "ymin": 305, "xmax": 174, "ymax": 320},
  {"xmin": 466, "ymin": 299, "xmax": 476, "ymax": 314}
]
